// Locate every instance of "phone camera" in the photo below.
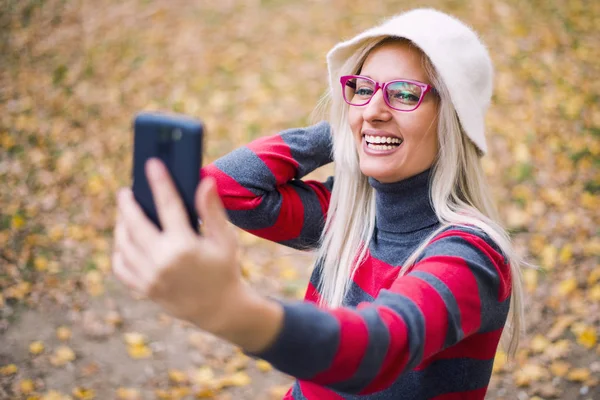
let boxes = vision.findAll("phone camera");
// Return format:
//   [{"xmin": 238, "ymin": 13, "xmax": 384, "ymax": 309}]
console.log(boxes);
[
  {"xmin": 172, "ymin": 129, "xmax": 182, "ymax": 141},
  {"xmin": 159, "ymin": 127, "xmax": 170, "ymax": 142}
]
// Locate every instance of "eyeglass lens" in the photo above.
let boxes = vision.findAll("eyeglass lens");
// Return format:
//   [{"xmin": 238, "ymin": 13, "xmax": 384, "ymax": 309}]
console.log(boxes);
[{"xmin": 344, "ymin": 77, "xmax": 423, "ymax": 110}]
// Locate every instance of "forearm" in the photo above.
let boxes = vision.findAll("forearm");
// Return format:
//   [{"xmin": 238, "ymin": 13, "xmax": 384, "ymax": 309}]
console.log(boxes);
[
  {"xmin": 204, "ymin": 121, "xmax": 333, "ymax": 195},
  {"xmin": 207, "ymin": 285, "xmax": 285, "ymax": 354},
  {"xmin": 201, "ymin": 122, "xmax": 334, "ymax": 248},
  {"xmin": 244, "ymin": 300, "xmax": 418, "ymax": 393}
]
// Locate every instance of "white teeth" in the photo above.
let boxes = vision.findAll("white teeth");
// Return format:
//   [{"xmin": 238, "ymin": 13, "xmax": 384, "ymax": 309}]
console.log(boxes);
[
  {"xmin": 364, "ymin": 134, "xmax": 402, "ymax": 144},
  {"xmin": 366, "ymin": 143, "xmax": 399, "ymax": 151}
]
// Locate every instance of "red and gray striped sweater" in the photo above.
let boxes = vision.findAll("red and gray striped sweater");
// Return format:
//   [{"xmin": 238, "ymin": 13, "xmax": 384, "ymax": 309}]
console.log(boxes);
[{"xmin": 202, "ymin": 122, "xmax": 511, "ymax": 400}]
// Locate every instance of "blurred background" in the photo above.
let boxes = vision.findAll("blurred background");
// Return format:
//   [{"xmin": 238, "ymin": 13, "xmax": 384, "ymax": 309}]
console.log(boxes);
[{"xmin": 0, "ymin": 0, "xmax": 598, "ymax": 399}]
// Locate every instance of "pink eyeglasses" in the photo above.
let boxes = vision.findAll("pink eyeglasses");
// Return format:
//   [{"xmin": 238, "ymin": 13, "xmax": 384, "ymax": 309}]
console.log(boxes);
[{"xmin": 340, "ymin": 75, "xmax": 436, "ymax": 112}]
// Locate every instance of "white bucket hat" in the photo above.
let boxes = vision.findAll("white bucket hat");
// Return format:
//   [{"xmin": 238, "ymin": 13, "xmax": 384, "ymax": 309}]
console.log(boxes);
[{"xmin": 326, "ymin": 8, "xmax": 493, "ymax": 155}]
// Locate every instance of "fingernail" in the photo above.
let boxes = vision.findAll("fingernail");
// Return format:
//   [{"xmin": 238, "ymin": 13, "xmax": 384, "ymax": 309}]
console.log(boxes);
[
  {"xmin": 147, "ymin": 158, "xmax": 166, "ymax": 179},
  {"xmin": 205, "ymin": 177, "xmax": 216, "ymax": 192},
  {"xmin": 118, "ymin": 188, "xmax": 133, "ymax": 205},
  {"xmin": 117, "ymin": 188, "xmax": 126, "ymax": 201}
]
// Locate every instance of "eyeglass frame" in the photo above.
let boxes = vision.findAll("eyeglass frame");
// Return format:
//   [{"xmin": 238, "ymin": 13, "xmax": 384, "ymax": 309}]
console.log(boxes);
[{"xmin": 339, "ymin": 75, "xmax": 437, "ymax": 112}]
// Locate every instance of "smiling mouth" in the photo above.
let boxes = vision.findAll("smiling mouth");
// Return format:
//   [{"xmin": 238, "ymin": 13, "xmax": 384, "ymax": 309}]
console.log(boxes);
[{"xmin": 363, "ymin": 134, "xmax": 403, "ymax": 151}]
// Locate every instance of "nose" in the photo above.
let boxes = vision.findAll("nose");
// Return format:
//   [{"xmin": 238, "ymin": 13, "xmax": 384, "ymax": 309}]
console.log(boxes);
[{"xmin": 362, "ymin": 87, "xmax": 392, "ymax": 122}]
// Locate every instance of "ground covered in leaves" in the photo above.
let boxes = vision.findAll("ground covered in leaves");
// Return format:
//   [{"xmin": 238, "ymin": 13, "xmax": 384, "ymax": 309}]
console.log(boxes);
[{"xmin": 0, "ymin": 0, "xmax": 598, "ymax": 399}]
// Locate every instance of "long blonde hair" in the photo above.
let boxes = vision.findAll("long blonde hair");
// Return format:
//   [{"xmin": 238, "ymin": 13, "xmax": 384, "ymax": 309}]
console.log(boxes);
[{"xmin": 314, "ymin": 37, "xmax": 525, "ymax": 355}]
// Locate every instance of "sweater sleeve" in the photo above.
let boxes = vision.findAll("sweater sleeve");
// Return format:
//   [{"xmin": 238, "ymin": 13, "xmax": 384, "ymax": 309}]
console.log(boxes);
[
  {"xmin": 249, "ymin": 227, "xmax": 512, "ymax": 395},
  {"xmin": 201, "ymin": 121, "xmax": 334, "ymax": 249}
]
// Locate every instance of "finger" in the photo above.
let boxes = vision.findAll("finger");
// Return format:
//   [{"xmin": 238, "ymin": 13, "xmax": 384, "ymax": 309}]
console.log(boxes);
[
  {"xmin": 116, "ymin": 220, "xmax": 154, "ymax": 281},
  {"xmin": 118, "ymin": 187, "xmax": 161, "ymax": 249},
  {"xmin": 112, "ymin": 251, "xmax": 143, "ymax": 292},
  {"xmin": 195, "ymin": 177, "xmax": 235, "ymax": 246},
  {"xmin": 146, "ymin": 158, "xmax": 191, "ymax": 232}
]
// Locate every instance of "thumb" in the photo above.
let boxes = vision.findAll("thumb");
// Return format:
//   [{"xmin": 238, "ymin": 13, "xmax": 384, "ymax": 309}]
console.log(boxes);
[{"xmin": 195, "ymin": 177, "xmax": 234, "ymax": 245}]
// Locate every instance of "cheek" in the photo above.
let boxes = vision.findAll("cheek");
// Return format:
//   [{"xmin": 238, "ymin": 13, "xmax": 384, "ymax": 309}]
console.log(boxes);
[
  {"xmin": 403, "ymin": 110, "xmax": 438, "ymax": 146},
  {"xmin": 348, "ymin": 107, "xmax": 363, "ymax": 136}
]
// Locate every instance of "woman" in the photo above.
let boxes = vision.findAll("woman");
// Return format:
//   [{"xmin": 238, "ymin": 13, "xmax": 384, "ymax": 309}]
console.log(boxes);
[{"xmin": 113, "ymin": 8, "xmax": 525, "ymax": 399}]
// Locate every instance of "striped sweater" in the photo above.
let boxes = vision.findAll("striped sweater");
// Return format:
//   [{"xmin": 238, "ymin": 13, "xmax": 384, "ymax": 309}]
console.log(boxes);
[{"xmin": 202, "ymin": 122, "xmax": 511, "ymax": 400}]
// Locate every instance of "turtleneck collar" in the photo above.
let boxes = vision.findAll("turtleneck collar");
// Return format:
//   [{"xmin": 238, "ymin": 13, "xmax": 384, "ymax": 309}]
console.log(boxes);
[{"xmin": 368, "ymin": 168, "xmax": 439, "ymax": 233}]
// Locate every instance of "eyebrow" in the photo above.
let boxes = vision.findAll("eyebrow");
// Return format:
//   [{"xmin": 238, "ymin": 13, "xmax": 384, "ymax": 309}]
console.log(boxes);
[{"xmin": 360, "ymin": 74, "xmax": 430, "ymax": 84}]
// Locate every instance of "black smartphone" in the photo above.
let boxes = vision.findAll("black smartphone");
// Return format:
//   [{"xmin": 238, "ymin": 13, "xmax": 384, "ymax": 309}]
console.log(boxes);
[{"xmin": 132, "ymin": 112, "xmax": 203, "ymax": 232}]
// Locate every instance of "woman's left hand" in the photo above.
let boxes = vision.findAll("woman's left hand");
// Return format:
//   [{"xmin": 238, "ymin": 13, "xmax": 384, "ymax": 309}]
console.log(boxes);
[{"xmin": 112, "ymin": 158, "xmax": 249, "ymax": 336}]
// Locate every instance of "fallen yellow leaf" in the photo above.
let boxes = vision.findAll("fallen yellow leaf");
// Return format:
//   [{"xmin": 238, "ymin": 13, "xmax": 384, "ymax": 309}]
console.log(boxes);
[
  {"xmin": 67, "ymin": 225, "xmax": 85, "ymax": 241},
  {"xmin": 557, "ymin": 277, "xmax": 577, "ymax": 296},
  {"xmin": 514, "ymin": 363, "xmax": 549, "ymax": 387},
  {"xmin": 240, "ymin": 260, "xmax": 256, "ymax": 279},
  {"xmin": 154, "ymin": 389, "xmax": 170, "ymax": 399},
  {"xmin": 41, "ymin": 390, "xmax": 73, "ymax": 400},
  {"xmin": 513, "ymin": 142, "xmax": 531, "ymax": 163},
  {"xmin": 170, "ymin": 387, "xmax": 191, "ymax": 398},
  {"xmin": 522, "ymin": 269, "xmax": 538, "ymax": 293},
  {"xmin": 93, "ymin": 253, "xmax": 111, "ymax": 273},
  {"xmin": 588, "ymin": 284, "xmax": 600, "ymax": 302},
  {"xmin": 544, "ymin": 339, "xmax": 570, "ymax": 360},
  {"xmin": 29, "ymin": 341, "xmax": 45, "ymax": 355},
  {"xmin": 577, "ymin": 327, "xmax": 598, "ymax": 349},
  {"xmin": 505, "ymin": 205, "xmax": 530, "ymax": 229},
  {"xmin": 19, "ymin": 378, "xmax": 36, "ymax": 394},
  {"xmin": 218, "ymin": 371, "xmax": 252, "ymax": 388},
  {"xmin": 567, "ymin": 368, "xmax": 590, "ymax": 382},
  {"xmin": 84, "ymin": 270, "xmax": 105, "ymax": 297},
  {"xmin": 492, "ymin": 350, "xmax": 508, "ymax": 373},
  {"xmin": 86, "ymin": 175, "xmax": 104, "ymax": 196},
  {"xmin": 50, "ymin": 345, "xmax": 76, "ymax": 366},
  {"xmin": 56, "ymin": 326, "xmax": 72, "ymax": 341},
  {"xmin": 191, "ymin": 366, "xmax": 215, "ymax": 386},
  {"xmin": 34, "ymin": 256, "xmax": 49, "ymax": 272},
  {"xmin": 11, "ymin": 214, "xmax": 25, "ymax": 229},
  {"xmin": 72, "ymin": 387, "xmax": 95, "ymax": 400},
  {"xmin": 558, "ymin": 244, "xmax": 573, "ymax": 264},
  {"xmin": 48, "ymin": 225, "xmax": 64, "ymax": 241},
  {"xmin": 549, "ymin": 361, "xmax": 570, "ymax": 377},
  {"xmin": 168, "ymin": 369, "xmax": 188, "ymax": 384},
  {"xmin": 280, "ymin": 266, "xmax": 298, "ymax": 281},
  {"xmin": 256, "ymin": 359, "xmax": 273, "ymax": 372},
  {"xmin": 116, "ymin": 388, "xmax": 141, "ymax": 400},
  {"xmin": 547, "ymin": 315, "xmax": 577, "ymax": 340},
  {"xmin": 105, "ymin": 311, "xmax": 123, "ymax": 327},
  {"xmin": 269, "ymin": 385, "xmax": 291, "ymax": 399},
  {"xmin": 571, "ymin": 322, "xmax": 587, "ymax": 335},
  {"xmin": 127, "ymin": 344, "xmax": 152, "ymax": 359},
  {"xmin": 0, "ymin": 132, "xmax": 16, "ymax": 149},
  {"xmin": 0, "ymin": 364, "xmax": 18, "ymax": 375},
  {"xmin": 224, "ymin": 353, "xmax": 250, "ymax": 373},
  {"xmin": 540, "ymin": 245, "xmax": 557, "ymax": 270},
  {"xmin": 530, "ymin": 334, "xmax": 550, "ymax": 353},
  {"xmin": 195, "ymin": 387, "xmax": 219, "ymax": 398},
  {"xmin": 6, "ymin": 282, "xmax": 31, "ymax": 300},
  {"xmin": 124, "ymin": 332, "xmax": 147, "ymax": 346},
  {"xmin": 588, "ymin": 267, "xmax": 600, "ymax": 285}
]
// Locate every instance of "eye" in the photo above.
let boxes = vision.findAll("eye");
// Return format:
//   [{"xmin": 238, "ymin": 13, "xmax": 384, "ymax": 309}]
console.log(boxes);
[
  {"xmin": 355, "ymin": 86, "xmax": 374, "ymax": 97},
  {"xmin": 391, "ymin": 91, "xmax": 420, "ymax": 103},
  {"xmin": 386, "ymin": 81, "xmax": 422, "ymax": 105}
]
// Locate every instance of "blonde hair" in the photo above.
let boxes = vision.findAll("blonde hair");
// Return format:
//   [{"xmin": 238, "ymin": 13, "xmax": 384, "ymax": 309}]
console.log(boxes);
[{"xmin": 314, "ymin": 37, "xmax": 525, "ymax": 355}]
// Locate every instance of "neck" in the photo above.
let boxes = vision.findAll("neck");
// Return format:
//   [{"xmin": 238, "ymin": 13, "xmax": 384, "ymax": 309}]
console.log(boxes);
[{"xmin": 368, "ymin": 169, "xmax": 439, "ymax": 233}]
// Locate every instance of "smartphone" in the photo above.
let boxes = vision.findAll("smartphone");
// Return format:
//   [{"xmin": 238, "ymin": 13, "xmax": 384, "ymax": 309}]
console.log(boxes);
[{"xmin": 132, "ymin": 112, "xmax": 203, "ymax": 232}]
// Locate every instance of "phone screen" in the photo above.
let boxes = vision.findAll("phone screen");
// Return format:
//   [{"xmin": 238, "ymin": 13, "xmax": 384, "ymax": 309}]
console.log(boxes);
[{"xmin": 132, "ymin": 112, "xmax": 203, "ymax": 232}]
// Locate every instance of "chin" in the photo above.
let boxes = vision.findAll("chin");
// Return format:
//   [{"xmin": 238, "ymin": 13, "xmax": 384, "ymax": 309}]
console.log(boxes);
[
  {"xmin": 359, "ymin": 165, "xmax": 399, "ymax": 183},
  {"xmin": 358, "ymin": 154, "xmax": 402, "ymax": 180}
]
